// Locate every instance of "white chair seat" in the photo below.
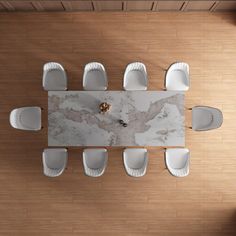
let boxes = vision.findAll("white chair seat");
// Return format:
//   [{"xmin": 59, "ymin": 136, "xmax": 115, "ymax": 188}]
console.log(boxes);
[
  {"xmin": 42, "ymin": 148, "xmax": 68, "ymax": 177},
  {"xmin": 43, "ymin": 62, "xmax": 67, "ymax": 91},
  {"xmin": 10, "ymin": 107, "xmax": 41, "ymax": 131},
  {"xmin": 83, "ymin": 148, "xmax": 108, "ymax": 177},
  {"xmin": 165, "ymin": 148, "xmax": 190, "ymax": 177},
  {"xmin": 83, "ymin": 70, "xmax": 107, "ymax": 90},
  {"xmin": 192, "ymin": 106, "xmax": 223, "ymax": 131},
  {"xmin": 165, "ymin": 62, "xmax": 189, "ymax": 91},
  {"xmin": 123, "ymin": 62, "xmax": 148, "ymax": 91},
  {"xmin": 83, "ymin": 62, "xmax": 108, "ymax": 91},
  {"xmin": 123, "ymin": 148, "xmax": 148, "ymax": 177}
]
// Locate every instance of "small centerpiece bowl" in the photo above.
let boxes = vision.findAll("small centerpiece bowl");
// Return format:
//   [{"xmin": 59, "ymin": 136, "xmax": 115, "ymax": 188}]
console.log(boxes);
[{"xmin": 99, "ymin": 102, "xmax": 111, "ymax": 114}]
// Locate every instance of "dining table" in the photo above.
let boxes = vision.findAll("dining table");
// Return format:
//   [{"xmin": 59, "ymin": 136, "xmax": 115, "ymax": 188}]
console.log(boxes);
[{"xmin": 48, "ymin": 91, "xmax": 185, "ymax": 147}]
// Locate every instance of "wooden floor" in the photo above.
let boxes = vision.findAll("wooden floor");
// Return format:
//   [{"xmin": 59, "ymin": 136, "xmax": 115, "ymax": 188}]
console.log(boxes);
[{"xmin": 0, "ymin": 12, "xmax": 236, "ymax": 236}]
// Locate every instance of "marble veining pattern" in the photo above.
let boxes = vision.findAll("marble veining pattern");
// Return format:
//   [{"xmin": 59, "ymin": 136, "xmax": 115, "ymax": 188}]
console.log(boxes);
[{"xmin": 48, "ymin": 91, "xmax": 185, "ymax": 146}]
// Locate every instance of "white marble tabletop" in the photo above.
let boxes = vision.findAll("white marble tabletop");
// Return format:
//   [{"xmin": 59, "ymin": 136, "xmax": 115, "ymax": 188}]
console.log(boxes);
[{"xmin": 48, "ymin": 91, "xmax": 185, "ymax": 147}]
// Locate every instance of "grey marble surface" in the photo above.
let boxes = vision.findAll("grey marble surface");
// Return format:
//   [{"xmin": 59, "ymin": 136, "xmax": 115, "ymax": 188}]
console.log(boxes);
[{"xmin": 48, "ymin": 91, "xmax": 185, "ymax": 147}]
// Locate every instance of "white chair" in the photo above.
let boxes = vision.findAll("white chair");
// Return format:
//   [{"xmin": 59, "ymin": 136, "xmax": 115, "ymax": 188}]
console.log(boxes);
[
  {"xmin": 43, "ymin": 62, "xmax": 67, "ymax": 91},
  {"xmin": 165, "ymin": 148, "xmax": 190, "ymax": 177},
  {"xmin": 123, "ymin": 62, "xmax": 148, "ymax": 91},
  {"xmin": 83, "ymin": 148, "xmax": 108, "ymax": 177},
  {"xmin": 123, "ymin": 148, "xmax": 148, "ymax": 177},
  {"xmin": 42, "ymin": 148, "xmax": 68, "ymax": 177},
  {"xmin": 83, "ymin": 62, "xmax": 108, "ymax": 91},
  {"xmin": 9, "ymin": 106, "xmax": 41, "ymax": 131},
  {"xmin": 192, "ymin": 106, "xmax": 223, "ymax": 131},
  {"xmin": 165, "ymin": 62, "xmax": 190, "ymax": 91}
]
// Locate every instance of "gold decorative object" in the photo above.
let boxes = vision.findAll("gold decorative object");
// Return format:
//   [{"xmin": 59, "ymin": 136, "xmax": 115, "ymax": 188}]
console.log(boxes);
[{"xmin": 99, "ymin": 102, "xmax": 111, "ymax": 113}]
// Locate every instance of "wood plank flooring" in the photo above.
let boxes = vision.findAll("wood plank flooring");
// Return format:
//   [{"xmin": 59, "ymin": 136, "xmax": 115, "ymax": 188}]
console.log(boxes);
[{"xmin": 0, "ymin": 12, "xmax": 236, "ymax": 235}]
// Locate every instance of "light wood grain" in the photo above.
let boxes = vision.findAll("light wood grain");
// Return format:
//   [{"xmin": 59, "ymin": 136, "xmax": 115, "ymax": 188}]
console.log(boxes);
[
  {"xmin": 155, "ymin": 0, "xmax": 185, "ymax": 11},
  {"xmin": 184, "ymin": 1, "xmax": 216, "ymax": 11},
  {"xmin": 34, "ymin": 0, "xmax": 65, "ymax": 11},
  {"xmin": 0, "ymin": 12, "xmax": 236, "ymax": 236},
  {"xmin": 5, "ymin": 0, "xmax": 35, "ymax": 11},
  {"xmin": 0, "ymin": 1, "xmax": 15, "ymax": 10},
  {"xmin": 126, "ymin": 1, "xmax": 153, "ymax": 11},
  {"xmin": 0, "ymin": 1, "xmax": 236, "ymax": 12},
  {"xmin": 62, "ymin": 0, "xmax": 93, "ymax": 11},
  {"xmin": 94, "ymin": 0, "xmax": 123, "ymax": 11}
]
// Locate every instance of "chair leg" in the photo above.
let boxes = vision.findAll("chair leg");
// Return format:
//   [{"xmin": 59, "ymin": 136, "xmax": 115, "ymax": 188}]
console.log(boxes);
[{"xmin": 163, "ymin": 148, "xmax": 167, "ymax": 170}]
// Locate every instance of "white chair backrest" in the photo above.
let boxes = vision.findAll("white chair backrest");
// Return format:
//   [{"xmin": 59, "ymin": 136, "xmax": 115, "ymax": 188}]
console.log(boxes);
[
  {"xmin": 123, "ymin": 148, "xmax": 148, "ymax": 177},
  {"xmin": 165, "ymin": 148, "xmax": 190, "ymax": 177},
  {"xmin": 43, "ymin": 62, "xmax": 65, "ymax": 72},
  {"xmin": 83, "ymin": 148, "xmax": 108, "ymax": 177},
  {"xmin": 42, "ymin": 148, "xmax": 68, "ymax": 177},
  {"xmin": 192, "ymin": 106, "xmax": 223, "ymax": 131},
  {"xmin": 123, "ymin": 62, "xmax": 148, "ymax": 91},
  {"xmin": 9, "ymin": 107, "xmax": 41, "ymax": 131},
  {"xmin": 165, "ymin": 62, "xmax": 190, "ymax": 91},
  {"xmin": 43, "ymin": 62, "xmax": 67, "ymax": 91},
  {"xmin": 83, "ymin": 62, "xmax": 108, "ymax": 91}
]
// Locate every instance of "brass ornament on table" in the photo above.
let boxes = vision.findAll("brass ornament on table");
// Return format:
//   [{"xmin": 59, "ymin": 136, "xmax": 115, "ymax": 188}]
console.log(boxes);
[{"xmin": 99, "ymin": 102, "xmax": 111, "ymax": 114}]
